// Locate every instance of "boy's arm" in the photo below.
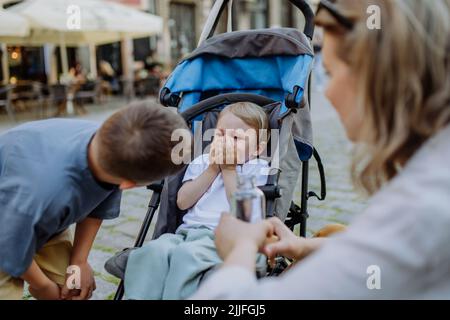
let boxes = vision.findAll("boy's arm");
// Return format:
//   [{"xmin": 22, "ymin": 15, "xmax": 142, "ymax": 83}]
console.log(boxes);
[
  {"xmin": 177, "ymin": 164, "xmax": 220, "ymax": 210},
  {"xmin": 21, "ymin": 260, "xmax": 61, "ymax": 300},
  {"xmin": 71, "ymin": 217, "xmax": 102, "ymax": 263},
  {"xmin": 61, "ymin": 217, "xmax": 102, "ymax": 300}
]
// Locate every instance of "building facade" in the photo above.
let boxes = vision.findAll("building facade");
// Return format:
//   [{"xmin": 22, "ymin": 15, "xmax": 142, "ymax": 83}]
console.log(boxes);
[
  {"xmin": 145, "ymin": 0, "xmax": 311, "ymax": 67},
  {"xmin": 1, "ymin": 0, "xmax": 315, "ymax": 83}
]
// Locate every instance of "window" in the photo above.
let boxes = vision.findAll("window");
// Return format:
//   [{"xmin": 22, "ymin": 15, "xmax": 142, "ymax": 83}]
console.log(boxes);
[
  {"xmin": 146, "ymin": 0, "xmax": 159, "ymax": 53},
  {"xmin": 250, "ymin": 0, "xmax": 269, "ymax": 29},
  {"xmin": 169, "ymin": 2, "xmax": 197, "ymax": 63},
  {"xmin": 280, "ymin": 2, "xmax": 296, "ymax": 28},
  {"xmin": 147, "ymin": 0, "xmax": 158, "ymax": 14}
]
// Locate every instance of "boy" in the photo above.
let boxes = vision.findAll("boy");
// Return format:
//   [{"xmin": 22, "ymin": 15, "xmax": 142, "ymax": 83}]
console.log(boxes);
[
  {"xmin": 0, "ymin": 101, "xmax": 188, "ymax": 300},
  {"xmin": 123, "ymin": 102, "xmax": 270, "ymax": 299}
]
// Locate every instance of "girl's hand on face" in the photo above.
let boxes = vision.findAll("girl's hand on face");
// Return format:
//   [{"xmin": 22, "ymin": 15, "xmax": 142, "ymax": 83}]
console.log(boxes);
[
  {"xmin": 209, "ymin": 137, "xmax": 222, "ymax": 171},
  {"xmin": 215, "ymin": 213, "xmax": 274, "ymax": 260},
  {"xmin": 210, "ymin": 133, "xmax": 226, "ymax": 162},
  {"xmin": 232, "ymin": 132, "xmax": 248, "ymax": 165},
  {"xmin": 220, "ymin": 133, "xmax": 248, "ymax": 169},
  {"xmin": 217, "ymin": 136, "xmax": 236, "ymax": 170}
]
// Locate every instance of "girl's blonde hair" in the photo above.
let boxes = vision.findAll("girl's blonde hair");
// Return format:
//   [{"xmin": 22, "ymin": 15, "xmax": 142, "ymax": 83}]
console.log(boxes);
[
  {"xmin": 220, "ymin": 102, "xmax": 268, "ymax": 131},
  {"xmin": 316, "ymin": 0, "xmax": 450, "ymax": 195},
  {"xmin": 220, "ymin": 102, "xmax": 269, "ymax": 142}
]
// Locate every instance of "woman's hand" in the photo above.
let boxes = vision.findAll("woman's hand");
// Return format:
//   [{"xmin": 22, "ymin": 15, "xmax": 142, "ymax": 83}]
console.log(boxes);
[
  {"xmin": 263, "ymin": 217, "xmax": 324, "ymax": 262},
  {"xmin": 215, "ymin": 214, "xmax": 274, "ymax": 267}
]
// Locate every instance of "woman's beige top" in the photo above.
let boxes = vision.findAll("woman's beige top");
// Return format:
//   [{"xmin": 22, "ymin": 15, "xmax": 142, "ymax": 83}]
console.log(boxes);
[{"xmin": 192, "ymin": 125, "xmax": 450, "ymax": 299}]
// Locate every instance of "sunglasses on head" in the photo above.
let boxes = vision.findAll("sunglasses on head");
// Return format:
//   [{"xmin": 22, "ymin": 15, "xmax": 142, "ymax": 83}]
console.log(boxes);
[{"xmin": 316, "ymin": 0, "xmax": 354, "ymax": 30}]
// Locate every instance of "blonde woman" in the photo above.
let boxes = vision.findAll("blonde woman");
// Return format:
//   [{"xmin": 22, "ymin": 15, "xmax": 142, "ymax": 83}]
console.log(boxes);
[{"xmin": 192, "ymin": 0, "xmax": 450, "ymax": 299}]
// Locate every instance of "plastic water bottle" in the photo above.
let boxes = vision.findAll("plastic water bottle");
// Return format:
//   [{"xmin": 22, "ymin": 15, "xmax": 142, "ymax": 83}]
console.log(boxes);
[{"xmin": 231, "ymin": 172, "xmax": 266, "ymax": 223}]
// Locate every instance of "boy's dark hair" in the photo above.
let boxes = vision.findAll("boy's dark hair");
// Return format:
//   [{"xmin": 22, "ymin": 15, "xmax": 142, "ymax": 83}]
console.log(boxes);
[{"xmin": 97, "ymin": 101, "xmax": 189, "ymax": 183}]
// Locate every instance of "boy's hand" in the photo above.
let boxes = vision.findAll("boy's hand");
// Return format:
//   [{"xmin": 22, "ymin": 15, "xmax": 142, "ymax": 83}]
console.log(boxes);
[
  {"xmin": 29, "ymin": 279, "xmax": 61, "ymax": 300},
  {"xmin": 21, "ymin": 259, "xmax": 61, "ymax": 300},
  {"xmin": 64, "ymin": 218, "xmax": 102, "ymax": 300},
  {"xmin": 61, "ymin": 262, "xmax": 96, "ymax": 300}
]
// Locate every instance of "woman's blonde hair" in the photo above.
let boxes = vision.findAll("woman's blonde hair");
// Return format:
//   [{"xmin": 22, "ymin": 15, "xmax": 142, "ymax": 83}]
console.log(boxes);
[{"xmin": 316, "ymin": 0, "xmax": 450, "ymax": 195}]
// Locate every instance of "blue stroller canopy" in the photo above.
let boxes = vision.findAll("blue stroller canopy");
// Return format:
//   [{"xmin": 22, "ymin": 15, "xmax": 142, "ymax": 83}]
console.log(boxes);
[
  {"xmin": 162, "ymin": 28, "xmax": 313, "ymax": 114},
  {"xmin": 164, "ymin": 54, "xmax": 313, "ymax": 114}
]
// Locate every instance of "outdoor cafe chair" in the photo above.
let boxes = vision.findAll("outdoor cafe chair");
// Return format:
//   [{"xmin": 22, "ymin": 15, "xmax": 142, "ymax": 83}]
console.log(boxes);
[{"xmin": 0, "ymin": 84, "xmax": 16, "ymax": 122}]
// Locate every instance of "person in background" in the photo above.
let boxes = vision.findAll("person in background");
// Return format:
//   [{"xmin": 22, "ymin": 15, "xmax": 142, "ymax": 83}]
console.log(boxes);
[{"xmin": 99, "ymin": 60, "xmax": 119, "ymax": 97}]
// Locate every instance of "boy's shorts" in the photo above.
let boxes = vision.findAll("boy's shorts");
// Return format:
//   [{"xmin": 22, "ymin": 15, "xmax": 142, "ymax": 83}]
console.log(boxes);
[{"xmin": 0, "ymin": 229, "xmax": 73, "ymax": 300}]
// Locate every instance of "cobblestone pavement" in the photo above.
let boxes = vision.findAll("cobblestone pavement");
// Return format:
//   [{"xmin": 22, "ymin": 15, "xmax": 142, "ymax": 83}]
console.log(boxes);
[
  {"xmin": 303, "ymin": 89, "xmax": 368, "ymax": 235},
  {"xmin": 0, "ymin": 88, "xmax": 368, "ymax": 300}
]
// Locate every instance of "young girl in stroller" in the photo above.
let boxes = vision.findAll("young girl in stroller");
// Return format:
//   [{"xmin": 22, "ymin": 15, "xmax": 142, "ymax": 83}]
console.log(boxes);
[{"xmin": 123, "ymin": 102, "xmax": 270, "ymax": 299}]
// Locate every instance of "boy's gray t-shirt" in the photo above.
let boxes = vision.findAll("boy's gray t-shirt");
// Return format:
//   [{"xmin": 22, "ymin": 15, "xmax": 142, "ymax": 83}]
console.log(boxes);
[{"xmin": 0, "ymin": 119, "xmax": 122, "ymax": 277}]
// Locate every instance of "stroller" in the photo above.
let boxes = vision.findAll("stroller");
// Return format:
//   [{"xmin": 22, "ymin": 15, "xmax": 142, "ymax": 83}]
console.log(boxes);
[{"xmin": 107, "ymin": 0, "xmax": 326, "ymax": 300}]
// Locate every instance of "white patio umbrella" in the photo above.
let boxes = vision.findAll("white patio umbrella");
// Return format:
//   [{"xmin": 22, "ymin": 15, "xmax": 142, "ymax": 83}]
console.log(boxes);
[
  {"xmin": 0, "ymin": 8, "xmax": 29, "ymax": 37},
  {"xmin": 0, "ymin": 9, "xmax": 30, "ymax": 83},
  {"xmin": 4, "ymin": 0, "xmax": 163, "ymax": 77}
]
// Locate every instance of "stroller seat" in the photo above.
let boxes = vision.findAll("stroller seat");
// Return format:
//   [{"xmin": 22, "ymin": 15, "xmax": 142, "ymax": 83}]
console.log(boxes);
[{"xmin": 105, "ymin": 102, "xmax": 285, "ymax": 282}]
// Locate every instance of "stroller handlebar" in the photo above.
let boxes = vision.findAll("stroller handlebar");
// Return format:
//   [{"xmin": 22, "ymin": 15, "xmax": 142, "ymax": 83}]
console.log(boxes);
[
  {"xmin": 198, "ymin": 0, "xmax": 315, "ymax": 45},
  {"xmin": 289, "ymin": 0, "xmax": 315, "ymax": 40},
  {"xmin": 180, "ymin": 93, "xmax": 276, "ymax": 122}
]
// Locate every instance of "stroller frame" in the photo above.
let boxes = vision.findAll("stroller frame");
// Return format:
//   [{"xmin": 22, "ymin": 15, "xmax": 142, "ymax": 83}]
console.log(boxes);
[{"xmin": 112, "ymin": 0, "xmax": 326, "ymax": 300}]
